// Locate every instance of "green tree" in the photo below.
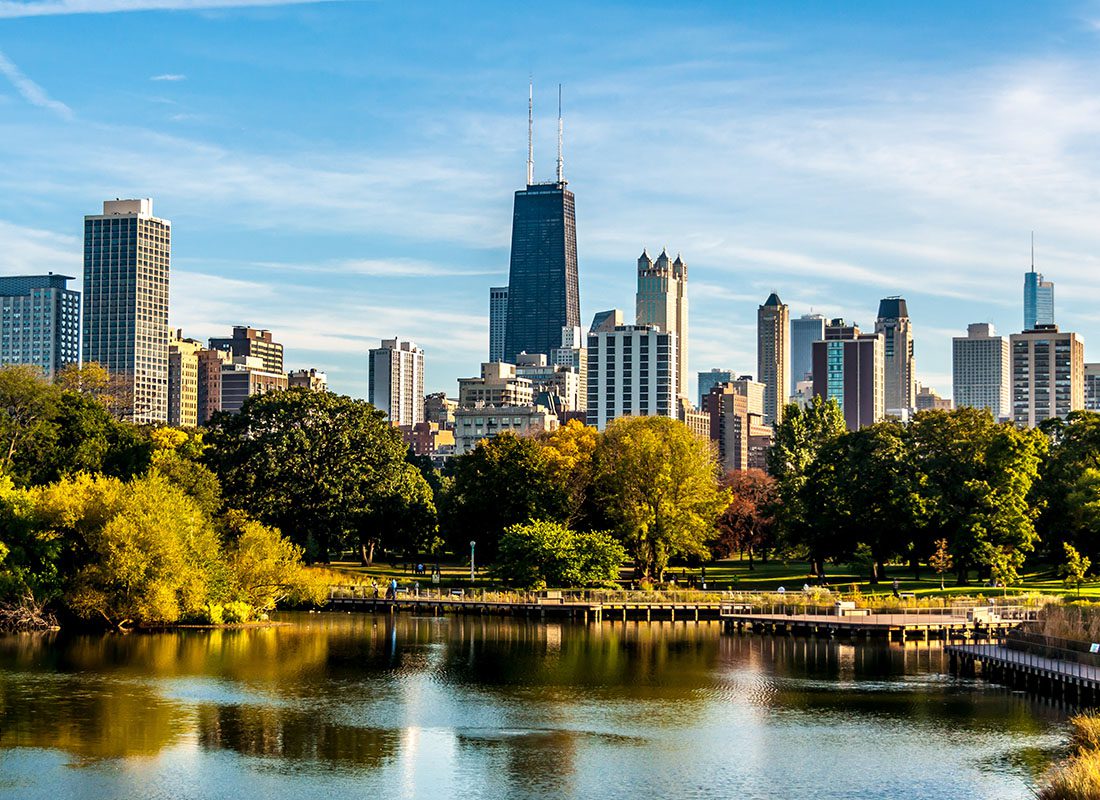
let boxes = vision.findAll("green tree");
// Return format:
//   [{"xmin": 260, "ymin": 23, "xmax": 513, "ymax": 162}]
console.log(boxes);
[
  {"xmin": 767, "ymin": 396, "xmax": 847, "ymax": 576},
  {"xmin": 538, "ymin": 420, "xmax": 600, "ymax": 528},
  {"xmin": 1061, "ymin": 542, "xmax": 1091, "ymax": 597},
  {"xmin": 358, "ymin": 461, "xmax": 439, "ymax": 565},
  {"xmin": 203, "ymin": 389, "xmax": 416, "ymax": 562},
  {"xmin": 0, "ymin": 365, "xmax": 59, "ymax": 476},
  {"xmin": 443, "ymin": 432, "xmax": 566, "ymax": 562},
  {"xmin": 929, "ymin": 538, "xmax": 953, "ymax": 590},
  {"xmin": 0, "ymin": 474, "xmax": 63, "ymax": 605},
  {"xmin": 493, "ymin": 519, "xmax": 625, "ymax": 589},
  {"xmin": 907, "ymin": 408, "xmax": 1046, "ymax": 585},
  {"xmin": 1036, "ymin": 412, "xmax": 1100, "ymax": 563},
  {"xmin": 593, "ymin": 416, "xmax": 729, "ymax": 581}
]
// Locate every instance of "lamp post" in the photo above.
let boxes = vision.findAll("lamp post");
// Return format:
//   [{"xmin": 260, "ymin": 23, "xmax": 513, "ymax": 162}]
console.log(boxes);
[{"xmin": 470, "ymin": 540, "xmax": 476, "ymax": 583}]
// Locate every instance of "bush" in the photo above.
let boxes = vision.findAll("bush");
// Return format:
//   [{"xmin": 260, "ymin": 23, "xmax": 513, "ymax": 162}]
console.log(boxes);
[
  {"xmin": 493, "ymin": 519, "xmax": 625, "ymax": 589},
  {"xmin": 222, "ymin": 601, "xmax": 252, "ymax": 623},
  {"xmin": 204, "ymin": 604, "xmax": 224, "ymax": 625}
]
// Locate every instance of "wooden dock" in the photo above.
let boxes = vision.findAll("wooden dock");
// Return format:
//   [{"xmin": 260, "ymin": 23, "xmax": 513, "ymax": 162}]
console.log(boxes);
[
  {"xmin": 328, "ymin": 595, "xmax": 726, "ymax": 623},
  {"xmin": 719, "ymin": 606, "xmax": 1027, "ymax": 641},
  {"xmin": 947, "ymin": 636, "xmax": 1100, "ymax": 705}
]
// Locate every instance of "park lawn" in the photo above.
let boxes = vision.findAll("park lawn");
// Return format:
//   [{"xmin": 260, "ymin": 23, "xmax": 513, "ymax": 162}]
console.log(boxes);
[{"xmin": 317, "ymin": 556, "xmax": 1100, "ymax": 600}]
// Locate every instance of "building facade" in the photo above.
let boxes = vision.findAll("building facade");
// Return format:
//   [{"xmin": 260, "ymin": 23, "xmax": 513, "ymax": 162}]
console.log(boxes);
[
  {"xmin": 875, "ymin": 297, "xmax": 915, "ymax": 415},
  {"xmin": 550, "ymin": 325, "xmax": 587, "ymax": 411},
  {"xmin": 368, "ymin": 338, "xmax": 425, "ymax": 426},
  {"xmin": 168, "ymin": 329, "xmax": 203, "ymax": 427},
  {"xmin": 503, "ymin": 181, "xmax": 580, "ymax": 362},
  {"xmin": 196, "ymin": 347, "xmax": 231, "ymax": 425},
  {"xmin": 488, "ymin": 286, "xmax": 508, "ymax": 363},
  {"xmin": 790, "ymin": 313, "xmax": 825, "ymax": 394},
  {"xmin": 516, "ymin": 353, "xmax": 583, "ymax": 412},
  {"xmin": 0, "ymin": 274, "xmax": 80, "ymax": 380},
  {"xmin": 635, "ymin": 249, "xmax": 688, "ymax": 403},
  {"xmin": 585, "ymin": 323, "xmax": 676, "ymax": 431},
  {"xmin": 458, "ymin": 362, "xmax": 533, "ymax": 408},
  {"xmin": 697, "ymin": 369, "xmax": 734, "ymax": 410},
  {"xmin": 952, "ymin": 323, "xmax": 1010, "ymax": 420},
  {"xmin": 453, "ymin": 405, "xmax": 558, "ymax": 455},
  {"xmin": 812, "ymin": 321, "xmax": 885, "ymax": 431},
  {"xmin": 915, "ymin": 384, "xmax": 953, "ymax": 412},
  {"xmin": 757, "ymin": 293, "xmax": 790, "ymax": 427},
  {"xmin": 1086, "ymin": 364, "xmax": 1100, "ymax": 413},
  {"xmin": 287, "ymin": 368, "xmax": 327, "ymax": 391},
  {"xmin": 83, "ymin": 198, "xmax": 170, "ymax": 423},
  {"xmin": 1010, "ymin": 324, "xmax": 1084, "ymax": 427},
  {"xmin": 209, "ymin": 326, "xmax": 284, "ymax": 374},
  {"xmin": 220, "ymin": 355, "xmax": 289, "ymax": 415},
  {"xmin": 1024, "ymin": 268, "xmax": 1055, "ymax": 331},
  {"xmin": 703, "ymin": 379, "xmax": 770, "ymax": 472},
  {"xmin": 424, "ymin": 392, "xmax": 457, "ymax": 426}
]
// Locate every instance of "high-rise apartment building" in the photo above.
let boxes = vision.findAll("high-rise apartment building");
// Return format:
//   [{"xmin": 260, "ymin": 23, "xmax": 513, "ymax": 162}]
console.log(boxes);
[
  {"xmin": 220, "ymin": 355, "xmax": 288, "ymax": 415},
  {"xmin": 703, "ymin": 379, "xmax": 770, "ymax": 472},
  {"xmin": 516, "ymin": 352, "xmax": 583, "ymax": 412},
  {"xmin": 502, "ymin": 90, "xmax": 579, "ymax": 362},
  {"xmin": 952, "ymin": 323, "xmax": 1010, "ymax": 420},
  {"xmin": 168, "ymin": 329, "xmax": 203, "ymax": 427},
  {"xmin": 83, "ymin": 198, "xmax": 170, "ymax": 423},
  {"xmin": 196, "ymin": 347, "xmax": 231, "ymax": 425},
  {"xmin": 1024, "ymin": 267, "xmax": 1055, "ymax": 331},
  {"xmin": 875, "ymin": 297, "xmax": 915, "ymax": 415},
  {"xmin": 368, "ymin": 338, "xmax": 425, "ymax": 426},
  {"xmin": 586, "ymin": 322, "xmax": 676, "ymax": 431},
  {"xmin": 488, "ymin": 286, "xmax": 509, "ymax": 363},
  {"xmin": 550, "ymin": 325, "xmax": 587, "ymax": 411},
  {"xmin": 757, "ymin": 293, "xmax": 790, "ymax": 427},
  {"xmin": 458, "ymin": 362, "xmax": 534, "ymax": 408},
  {"xmin": 812, "ymin": 320, "xmax": 885, "ymax": 431},
  {"xmin": 790, "ymin": 313, "xmax": 825, "ymax": 394},
  {"xmin": 0, "ymin": 274, "xmax": 80, "ymax": 380},
  {"xmin": 1010, "ymin": 324, "xmax": 1084, "ymax": 427},
  {"xmin": 287, "ymin": 368, "xmax": 327, "ymax": 392},
  {"xmin": 1085, "ymin": 364, "xmax": 1100, "ymax": 413},
  {"xmin": 209, "ymin": 326, "xmax": 284, "ymax": 374},
  {"xmin": 636, "ymin": 249, "xmax": 688, "ymax": 402},
  {"xmin": 424, "ymin": 392, "xmax": 458, "ymax": 426},
  {"xmin": 698, "ymin": 369, "xmax": 734, "ymax": 410}
]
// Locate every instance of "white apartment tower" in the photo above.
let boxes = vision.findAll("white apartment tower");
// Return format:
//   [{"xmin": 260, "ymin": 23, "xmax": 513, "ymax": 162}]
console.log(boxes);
[
  {"xmin": 368, "ymin": 338, "xmax": 425, "ymax": 426},
  {"xmin": 83, "ymin": 198, "xmax": 170, "ymax": 423},
  {"xmin": 635, "ymin": 249, "xmax": 687, "ymax": 403},
  {"xmin": 586, "ymin": 322, "xmax": 677, "ymax": 431},
  {"xmin": 952, "ymin": 323, "xmax": 1010, "ymax": 420}
]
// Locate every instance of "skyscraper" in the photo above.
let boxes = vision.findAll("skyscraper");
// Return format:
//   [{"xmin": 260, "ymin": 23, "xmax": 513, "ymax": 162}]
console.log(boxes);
[
  {"xmin": 209, "ymin": 326, "xmax": 284, "ymax": 374},
  {"xmin": 812, "ymin": 320, "xmax": 885, "ymax": 431},
  {"xmin": 83, "ymin": 198, "xmax": 170, "ymax": 424},
  {"xmin": 502, "ymin": 87, "xmax": 579, "ymax": 362},
  {"xmin": 368, "ymin": 338, "xmax": 425, "ymax": 426},
  {"xmin": 1024, "ymin": 241, "xmax": 1054, "ymax": 330},
  {"xmin": 698, "ymin": 369, "xmax": 734, "ymax": 409},
  {"xmin": 875, "ymin": 297, "xmax": 915, "ymax": 415},
  {"xmin": 790, "ymin": 313, "xmax": 825, "ymax": 394},
  {"xmin": 952, "ymin": 323, "xmax": 1010, "ymax": 420},
  {"xmin": 703, "ymin": 379, "xmax": 770, "ymax": 473},
  {"xmin": 757, "ymin": 293, "xmax": 790, "ymax": 427},
  {"xmin": 168, "ymin": 329, "xmax": 203, "ymax": 428},
  {"xmin": 488, "ymin": 286, "xmax": 509, "ymax": 363},
  {"xmin": 0, "ymin": 274, "xmax": 80, "ymax": 380},
  {"xmin": 635, "ymin": 249, "xmax": 687, "ymax": 403},
  {"xmin": 1010, "ymin": 324, "xmax": 1083, "ymax": 427}
]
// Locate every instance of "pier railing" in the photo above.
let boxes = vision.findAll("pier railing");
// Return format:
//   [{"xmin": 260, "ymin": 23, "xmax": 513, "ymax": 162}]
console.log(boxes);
[{"xmin": 1004, "ymin": 630, "xmax": 1100, "ymax": 669}]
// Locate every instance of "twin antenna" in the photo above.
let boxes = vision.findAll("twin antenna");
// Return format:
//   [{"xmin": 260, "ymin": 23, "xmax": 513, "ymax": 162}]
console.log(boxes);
[{"xmin": 527, "ymin": 80, "xmax": 564, "ymax": 186}]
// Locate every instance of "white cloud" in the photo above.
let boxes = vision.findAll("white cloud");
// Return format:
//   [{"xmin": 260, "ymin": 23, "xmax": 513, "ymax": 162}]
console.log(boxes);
[
  {"xmin": 0, "ymin": 50, "xmax": 72, "ymax": 119},
  {"xmin": 0, "ymin": 0, "xmax": 340, "ymax": 18},
  {"xmin": 151, "ymin": 73, "xmax": 186, "ymax": 82}
]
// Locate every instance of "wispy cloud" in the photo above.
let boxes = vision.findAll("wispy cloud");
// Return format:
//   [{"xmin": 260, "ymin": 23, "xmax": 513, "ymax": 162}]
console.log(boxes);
[
  {"xmin": 0, "ymin": 50, "xmax": 72, "ymax": 119},
  {"xmin": 150, "ymin": 73, "xmax": 186, "ymax": 81},
  {"xmin": 0, "ymin": 0, "xmax": 338, "ymax": 18}
]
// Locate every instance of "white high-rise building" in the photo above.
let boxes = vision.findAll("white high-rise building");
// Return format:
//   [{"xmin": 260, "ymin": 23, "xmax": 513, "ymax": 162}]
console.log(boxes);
[
  {"xmin": 83, "ymin": 198, "xmax": 170, "ymax": 423},
  {"xmin": 635, "ymin": 249, "xmax": 687, "ymax": 403},
  {"xmin": 488, "ymin": 286, "xmax": 508, "ymax": 363},
  {"xmin": 585, "ymin": 321, "xmax": 677, "ymax": 431},
  {"xmin": 952, "ymin": 323, "xmax": 1010, "ymax": 420},
  {"xmin": 368, "ymin": 338, "xmax": 425, "ymax": 426}
]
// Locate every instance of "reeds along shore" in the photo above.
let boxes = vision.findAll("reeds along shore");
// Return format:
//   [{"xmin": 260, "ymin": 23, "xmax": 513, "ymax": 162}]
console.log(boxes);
[{"xmin": 1039, "ymin": 715, "xmax": 1100, "ymax": 800}]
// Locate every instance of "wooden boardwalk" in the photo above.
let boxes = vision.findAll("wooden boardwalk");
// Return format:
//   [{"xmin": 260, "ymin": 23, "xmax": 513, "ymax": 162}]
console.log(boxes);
[
  {"xmin": 328, "ymin": 595, "xmax": 725, "ymax": 623},
  {"xmin": 947, "ymin": 641, "xmax": 1100, "ymax": 704},
  {"xmin": 719, "ymin": 607, "xmax": 1025, "ymax": 641}
]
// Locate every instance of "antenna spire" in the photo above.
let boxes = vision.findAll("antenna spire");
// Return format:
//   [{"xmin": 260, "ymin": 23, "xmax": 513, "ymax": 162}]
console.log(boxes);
[
  {"xmin": 1031, "ymin": 231, "xmax": 1035, "ymax": 272},
  {"xmin": 527, "ymin": 80, "xmax": 534, "ymax": 187},
  {"xmin": 556, "ymin": 83, "xmax": 564, "ymax": 183}
]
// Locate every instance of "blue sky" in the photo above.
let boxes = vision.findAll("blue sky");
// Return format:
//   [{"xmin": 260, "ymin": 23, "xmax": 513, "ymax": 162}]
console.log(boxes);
[{"xmin": 3, "ymin": 0, "xmax": 1100, "ymax": 399}]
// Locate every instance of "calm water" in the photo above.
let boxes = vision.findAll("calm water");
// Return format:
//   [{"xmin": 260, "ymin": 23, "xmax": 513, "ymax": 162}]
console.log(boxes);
[{"xmin": 0, "ymin": 612, "xmax": 1067, "ymax": 800}]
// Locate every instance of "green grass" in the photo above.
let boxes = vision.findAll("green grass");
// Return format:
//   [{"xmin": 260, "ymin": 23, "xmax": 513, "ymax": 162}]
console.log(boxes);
[{"xmin": 316, "ymin": 555, "xmax": 1100, "ymax": 600}]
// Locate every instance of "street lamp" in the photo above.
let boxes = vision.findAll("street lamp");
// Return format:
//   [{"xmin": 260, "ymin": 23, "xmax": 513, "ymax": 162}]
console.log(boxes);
[{"xmin": 470, "ymin": 540, "xmax": 476, "ymax": 582}]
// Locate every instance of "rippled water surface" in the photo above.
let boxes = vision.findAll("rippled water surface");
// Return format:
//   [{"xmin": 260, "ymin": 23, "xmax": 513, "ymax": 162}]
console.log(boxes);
[{"xmin": 0, "ymin": 613, "xmax": 1067, "ymax": 799}]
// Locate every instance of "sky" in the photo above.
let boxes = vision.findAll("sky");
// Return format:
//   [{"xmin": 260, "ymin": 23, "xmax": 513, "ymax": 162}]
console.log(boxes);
[{"xmin": 3, "ymin": 1, "xmax": 1100, "ymax": 399}]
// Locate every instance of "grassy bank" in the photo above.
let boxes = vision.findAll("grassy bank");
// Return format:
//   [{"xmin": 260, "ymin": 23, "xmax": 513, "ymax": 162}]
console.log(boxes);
[{"xmin": 1040, "ymin": 715, "xmax": 1100, "ymax": 800}]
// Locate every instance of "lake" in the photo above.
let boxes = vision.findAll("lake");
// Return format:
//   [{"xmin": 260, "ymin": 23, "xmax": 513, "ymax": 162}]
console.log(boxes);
[{"xmin": 0, "ymin": 612, "xmax": 1066, "ymax": 799}]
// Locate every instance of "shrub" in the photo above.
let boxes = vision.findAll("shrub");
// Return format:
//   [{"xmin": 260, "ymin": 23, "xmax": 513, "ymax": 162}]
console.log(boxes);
[
  {"xmin": 493, "ymin": 519, "xmax": 626, "ymax": 589},
  {"xmin": 222, "ymin": 601, "xmax": 252, "ymax": 623}
]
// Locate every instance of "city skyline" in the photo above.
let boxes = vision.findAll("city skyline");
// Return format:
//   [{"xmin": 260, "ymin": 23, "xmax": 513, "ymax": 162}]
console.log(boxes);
[{"xmin": 4, "ymin": 2, "xmax": 1100, "ymax": 398}]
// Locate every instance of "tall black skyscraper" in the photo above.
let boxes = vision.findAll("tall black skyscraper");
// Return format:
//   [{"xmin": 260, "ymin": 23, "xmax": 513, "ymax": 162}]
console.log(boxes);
[{"xmin": 502, "ymin": 84, "xmax": 580, "ymax": 362}]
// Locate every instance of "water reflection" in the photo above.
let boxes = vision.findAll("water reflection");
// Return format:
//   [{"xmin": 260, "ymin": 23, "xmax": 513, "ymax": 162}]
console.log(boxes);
[{"xmin": 0, "ymin": 615, "xmax": 1067, "ymax": 800}]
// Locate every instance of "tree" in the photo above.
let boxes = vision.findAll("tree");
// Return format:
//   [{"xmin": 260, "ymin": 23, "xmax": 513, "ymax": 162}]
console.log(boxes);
[
  {"xmin": 538, "ymin": 420, "xmax": 599, "ymax": 528},
  {"xmin": 593, "ymin": 416, "xmax": 729, "ymax": 581},
  {"xmin": 1061, "ymin": 542, "xmax": 1091, "ymax": 597},
  {"xmin": 55, "ymin": 362, "xmax": 131, "ymax": 419},
  {"xmin": 204, "ymin": 389, "xmax": 415, "ymax": 562},
  {"xmin": 907, "ymin": 408, "xmax": 1046, "ymax": 585},
  {"xmin": 443, "ymin": 432, "xmax": 566, "ymax": 562},
  {"xmin": 0, "ymin": 365, "xmax": 59, "ymax": 476},
  {"xmin": 929, "ymin": 538, "xmax": 953, "ymax": 590},
  {"xmin": 222, "ymin": 512, "xmax": 328, "ymax": 614},
  {"xmin": 714, "ymin": 469, "xmax": 776, "ymax": 569},
  {"xmin": 358, "ymin": 461, "xmax": 438, "ymax": 565},
  {"xmin": 0, "ymin": 474, "xmax": 63, "ymax": 606},
  {"xmin": 1036, "ymin": 413, "xmax": 1100, "ymax": 564},
  {"xmin": 767, "ymin": 396, "xmax": 847, "ymax": 575},
  {"xmin": 493, "ymin": 519, "xmax": 625, "ymax": 589}
]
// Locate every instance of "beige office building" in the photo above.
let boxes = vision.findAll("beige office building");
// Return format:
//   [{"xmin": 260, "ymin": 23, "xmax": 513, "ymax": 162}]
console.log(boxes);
[
  {"xmin": 458, "ymin": 362, "xmax": 533, "ymax": 408},
  {"xmin": 1010, "ymin": 324, "xmax": 1084, "ymax": 427},
  {"xmin": 288, "ymin": 368, "xmax": 327, "ymax": 391},
  {"xmin": 209, "ymin": 326, "xmax": 284, "ymax": 374},
  {"xmin": 453, "ymin": 405, "xmax": 558, "ymax": 455},
  {"xmin": 875, "ymin": 297, "xmax": 915, "ymax": 415},
  {"xmin": 757, "ymin": 293, "xmax": 790, "ymax": 427},
  {"xmin": 953, "ymin": 323, "xmax": 1011, "ymax": 420},
  {"xmin": 168, "ymin": 329, "xmax": 203, "ymax": 427},
  {"xmin": 703, "ymin": 379, "xmax": 771, "ymax": 472},
  {"xmin": 636, "ymin": 249, "xmax": 688, "ymax": 403},
  {"xmin": 369, "ymin": 338, "xmax": 425, "ymax": 426}
]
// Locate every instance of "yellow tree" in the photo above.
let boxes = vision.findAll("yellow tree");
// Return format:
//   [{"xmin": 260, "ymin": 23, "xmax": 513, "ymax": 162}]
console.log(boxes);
[
  {"xmin": 538, "ymin": 420, "xmax": 599, "ymax": 527},
  {"xmin": 593, "ymin": 416, "xmax": 730, "ymax": 581}
]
